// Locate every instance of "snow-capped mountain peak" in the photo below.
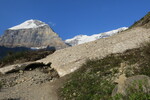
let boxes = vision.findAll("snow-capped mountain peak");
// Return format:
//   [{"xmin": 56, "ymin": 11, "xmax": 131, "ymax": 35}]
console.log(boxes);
[
  {"xmin": 65, "ymin": 27, "xmax": 128, "ymax": 46},
  {"xmin": 9, "ymin": 19, "xmax": 47, "ymax": 30}
]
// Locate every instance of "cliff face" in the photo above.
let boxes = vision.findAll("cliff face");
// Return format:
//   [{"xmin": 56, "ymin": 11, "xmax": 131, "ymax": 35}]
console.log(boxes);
[{"xmin": 0, "ymin": 20, "xmax": 68, "ymax": 49}]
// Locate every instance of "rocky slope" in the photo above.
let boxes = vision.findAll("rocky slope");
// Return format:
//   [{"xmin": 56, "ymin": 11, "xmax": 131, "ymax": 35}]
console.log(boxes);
[
  {"xmin": 0, "ymin": 20, "xmax": 68, "ymax": 49},
  {"xmin": 0, "ymin": 63, "xmax": 67, "ymax": 100},
  {"xmin": 65, "ymin": 27, "xmax": 128, "ymax": 46},
  {"xmin": 38, "ymin": 27, "xmax": 150, "ymax": 77}
]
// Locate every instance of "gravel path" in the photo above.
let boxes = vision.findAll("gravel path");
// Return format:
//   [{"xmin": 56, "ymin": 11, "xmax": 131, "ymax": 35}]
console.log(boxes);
[{"xmin": 0, "ymin": 68, "xmax": 67, "ymax": 100}]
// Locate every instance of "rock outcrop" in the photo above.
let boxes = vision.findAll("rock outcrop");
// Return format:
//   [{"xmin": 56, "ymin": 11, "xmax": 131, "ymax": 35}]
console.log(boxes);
[
  {"xmin": 112, "ymin": 75, "xmax": 150, "ymax": 96},
  {"xmin": 0, "ymin": 20, "xmax": 68, "ymax": 49},
  {"xmin": 36, "ymin": 27, "xmax": 150, "ymax": 77},
  {"xmin": 0, "ymin": 62, "xmax": 47, "ymax": 74}
]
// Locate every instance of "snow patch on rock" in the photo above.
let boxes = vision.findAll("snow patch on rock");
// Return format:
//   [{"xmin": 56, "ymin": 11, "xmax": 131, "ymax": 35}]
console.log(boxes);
[
  {"xmin": 65, "ymin": 27, "xmax": 128, "ymax": 46},
  {"xmin": 9, "ymin": 19, "xmax": 47, "ymax": 30}
]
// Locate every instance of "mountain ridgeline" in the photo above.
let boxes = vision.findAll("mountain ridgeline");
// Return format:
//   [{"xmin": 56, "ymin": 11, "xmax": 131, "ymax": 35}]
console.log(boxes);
[
  {"xmin": 65, "ymin": 27, "xmax": 128, "ymax": 46},
  {"xmin": 0, "ymin": 20, "xmax": 68, "ymax": 49},
  {"xmin": 130, "ymin": 12, "xmax": 150, "ymax": 28}
]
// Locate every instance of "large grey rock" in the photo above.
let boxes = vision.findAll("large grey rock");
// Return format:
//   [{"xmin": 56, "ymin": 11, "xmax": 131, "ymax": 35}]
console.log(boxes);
[
  {"xmin": 0, "ymin": 20, "xmax": 68, "ymax": 49},
  {"xmin": 112, "ymin": 75, "xmax": 150, "ymax": 96},
  {"xmin": 37, "ymin": 27, "xmax": 150, "ymax": 77},
  {"xmin": 0, "ymin": 62, "xmax": 46, "ymax": 74}
]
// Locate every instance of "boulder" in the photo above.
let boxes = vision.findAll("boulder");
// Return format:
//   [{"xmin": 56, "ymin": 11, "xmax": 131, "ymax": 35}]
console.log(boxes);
[
  {"xmin": 0, "ymin": 62, "xmax": 47, "ymax": 74},
  {"xmin": 112, "ymin": 75, "xmax": 150, "ymax": 97}
]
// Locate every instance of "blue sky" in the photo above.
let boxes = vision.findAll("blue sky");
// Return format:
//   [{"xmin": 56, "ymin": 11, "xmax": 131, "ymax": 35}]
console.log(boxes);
[{"xmin": 0, "ymin": 0, "xmax": 150, "ymax": 40}]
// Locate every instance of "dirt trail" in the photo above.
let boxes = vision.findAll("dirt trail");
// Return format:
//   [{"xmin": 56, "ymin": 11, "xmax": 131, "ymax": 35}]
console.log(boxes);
[{"xmin": 0, "ymin": 68, "xmax": 68, "ymax": 100}]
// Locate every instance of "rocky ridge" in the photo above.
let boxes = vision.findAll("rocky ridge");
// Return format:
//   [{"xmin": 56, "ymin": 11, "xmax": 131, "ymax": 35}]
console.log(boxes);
[
  {"xmin": 65, "ymin": 27, "xmax": 128, "ymax": 46},
  {"xmin": 130, "ymin": 12, "xmax": 150, "ymax": 28}
]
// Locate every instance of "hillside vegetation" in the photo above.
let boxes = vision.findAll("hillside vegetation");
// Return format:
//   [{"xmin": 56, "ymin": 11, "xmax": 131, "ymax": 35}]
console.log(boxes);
[
  {"xmin": 59, "ymin": 41, "xmax": 150, "ymax": 100},
  {"xmin": 0, "ymin": 46, "xmax": 30, "ymax": 59},
  {"xmin": 0, "ymin": 50, "xmax": 55, "ymax": 68}
]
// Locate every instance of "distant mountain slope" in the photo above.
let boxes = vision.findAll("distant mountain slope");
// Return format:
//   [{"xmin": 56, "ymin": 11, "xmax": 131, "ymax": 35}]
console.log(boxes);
[
  {"xmin": 65, "ymin": 27, "xmax": 128, "ymax": 46},
  {"xmin": 0, "ymin": 20, "xmax": 68, "ymax": 49},
  {"xmin": 0, "ymin": 46, "xmax": 30, "ymax": 59}
]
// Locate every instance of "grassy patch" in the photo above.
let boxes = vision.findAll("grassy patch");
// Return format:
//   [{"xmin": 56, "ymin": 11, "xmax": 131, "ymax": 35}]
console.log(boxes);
[
  {"xmin": 133, "ymin": 42, "xmax": 150, "ymax": 77},
  {"xmin": 113, "ymin": 93, "xmax": 150, "ymax": 100},
  {"xmin": 60, "ymin": 41, "xmax": 150, "ymax": 100},
  {"xmin": 60, "ymin": 55, "xmax": 121, "ymax": 100}
]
